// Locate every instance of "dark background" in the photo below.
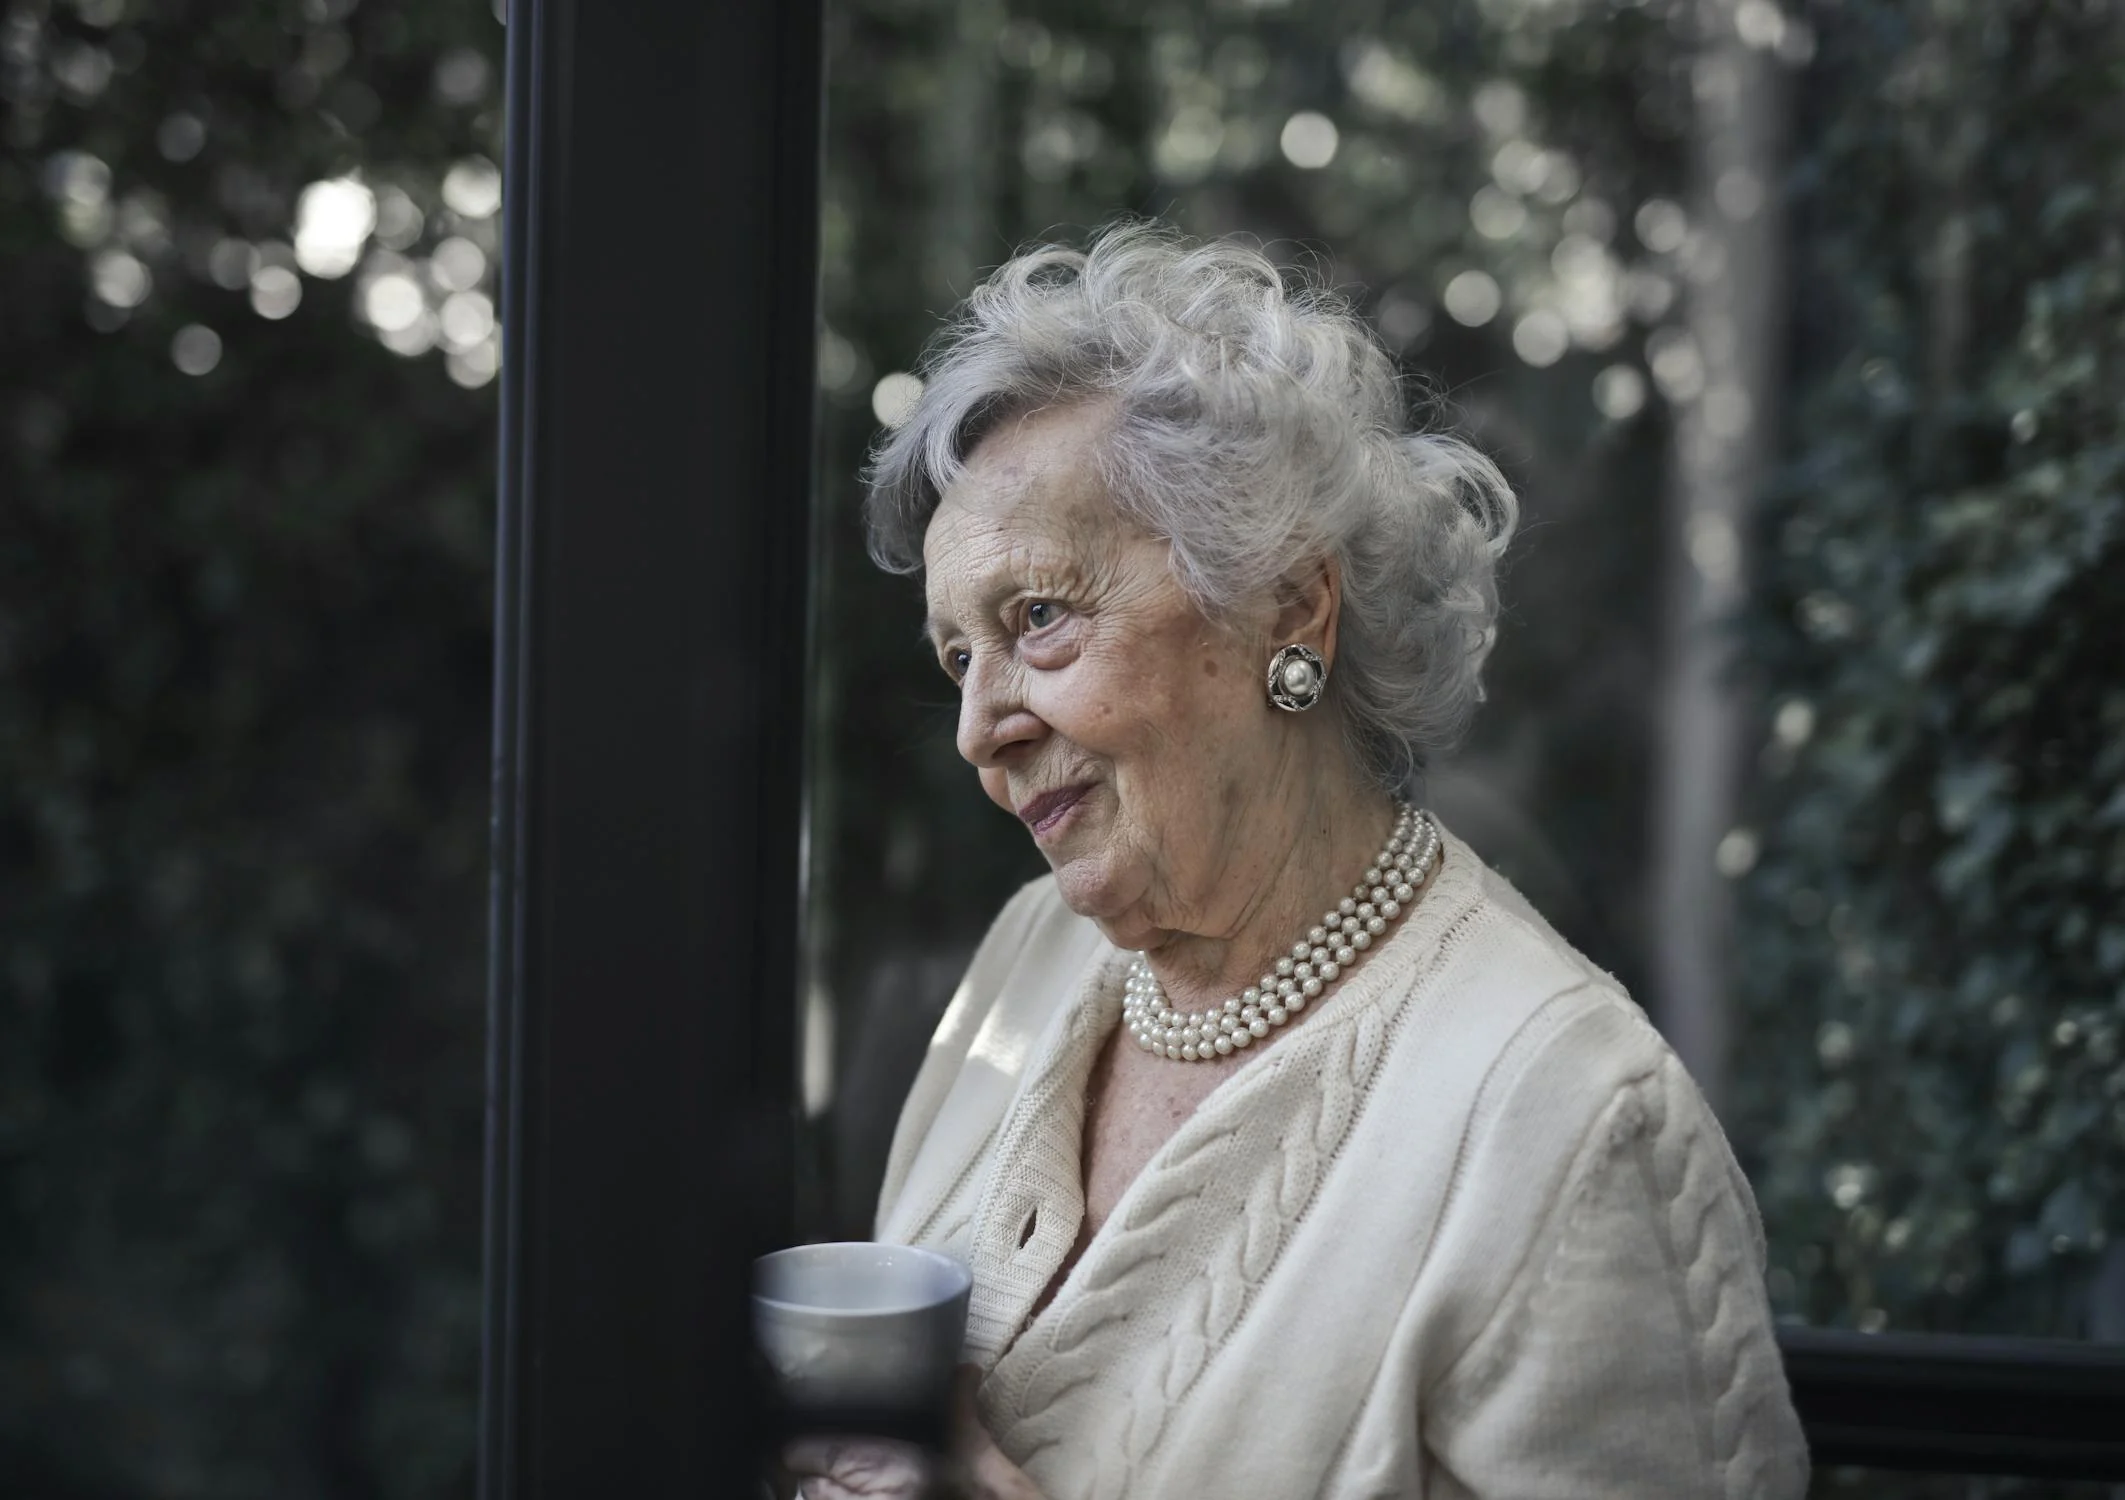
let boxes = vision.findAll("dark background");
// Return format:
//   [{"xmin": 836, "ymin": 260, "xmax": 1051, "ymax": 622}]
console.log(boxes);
[{"xmin": 2, "ymin": 0, "xmax": 2119, "ymax": 1495}]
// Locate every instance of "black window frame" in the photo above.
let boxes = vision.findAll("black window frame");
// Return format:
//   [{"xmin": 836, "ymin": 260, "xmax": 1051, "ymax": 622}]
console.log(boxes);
[{"xmin": 476, "ymin": 1, "xmax": 2125, "ymax": 1493}]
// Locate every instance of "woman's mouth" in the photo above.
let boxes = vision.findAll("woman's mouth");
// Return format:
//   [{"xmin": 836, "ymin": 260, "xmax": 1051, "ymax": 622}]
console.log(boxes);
[{"xmin": 1018, "ymin": 783, "xmax": 1093, "ymax": 839}]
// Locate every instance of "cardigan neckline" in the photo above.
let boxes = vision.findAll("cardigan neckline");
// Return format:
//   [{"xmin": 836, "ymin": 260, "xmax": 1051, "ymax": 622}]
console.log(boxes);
[{"xmin": 959, "ymin": 824, "xmax": 1486, "ymax": 1366}]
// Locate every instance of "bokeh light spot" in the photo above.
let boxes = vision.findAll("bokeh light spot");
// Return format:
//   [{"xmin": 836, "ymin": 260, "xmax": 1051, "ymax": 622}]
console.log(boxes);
[
  {"xmin": 1442, "ymin": 269, "xmax": 1500, "ymax": 327},
  {"xmin": 1634, "ymin": 197, "xmax": 1688, "ymax": 254},
  {"xmin": 363, "ymin": 273, "xmax": 425, "ymax": 333},
  {"xmin": 294, "ymin": 177, "xmax": 377, "ymax": 278},
  {"xmin": 249, "ymin": 264, "xmax": 303, "ymax": 320},
  {"xmin": 871, "ymin": 372, "xmax": 923, "ymax": 429},
  {"xmin": 1469, "ymin": 185, "xmax": 1527, "ymax": 241},
  {"xmin": 374, "ymin": 187, "xmax": 425, "ymax": 251},
  {"xmin": 1278, "ymin": 112, "xmax": 1339, "ymax": 170},
  {"xmin": 445, "ymin": 340, "xmax": 500, "ymax": 388},
  {"xmin": 434, "ymin": 48, "xmax": 490, "ymax": 107},
  {"xmin": 1511, "ymin": 309, "xmax": 1568, "ymax": 367},
  {"xmin": 441, "ymin": 157, "xmax": 502, "ymax": 219},
  {"xmin": 157, "ymin": 112, "xmax": 206, "ymax": 163},
  {"xmin": 430, "ymin": 236, "xmax": 487, "ymax": 292},
  {"xmin": 89, "ymin": 248, "xmax": 151, "ymax": 307},
  {"xmin": 208, "ymin": 238, "xmax": 257, "ymax": 291},
  {"xmin": 439, "ymin": 291, "xmax": 496, "ymax": 351},
  {"xmin": 1592, "ymin": 363, "xmax": 1648, "ymax": 420},
  {"xmin": 170, "ymin": 324, "xmax": 223, "ymax": 376}
]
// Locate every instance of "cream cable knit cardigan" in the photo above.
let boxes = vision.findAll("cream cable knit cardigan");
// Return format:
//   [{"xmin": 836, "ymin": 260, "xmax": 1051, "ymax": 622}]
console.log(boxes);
[{"xmin": 876, "ymin": 826, "xmax": 1809, "ymax": 1500}]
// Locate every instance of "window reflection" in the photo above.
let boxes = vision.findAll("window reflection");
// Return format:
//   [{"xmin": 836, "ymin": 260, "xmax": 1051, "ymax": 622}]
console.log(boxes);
[{"xmin": 807, "ymin": 0, "xmax": 2125, "ymax": 1368}]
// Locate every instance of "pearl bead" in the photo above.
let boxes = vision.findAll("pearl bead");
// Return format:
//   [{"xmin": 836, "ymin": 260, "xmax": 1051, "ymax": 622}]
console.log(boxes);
[
  {"xmin": 1117, "ymin": 807, "xmax": 1433, "ymax": 1063},
  {"xmin": 1282, "ymin": 657, "xmax": 1316, "ymax": 693}
]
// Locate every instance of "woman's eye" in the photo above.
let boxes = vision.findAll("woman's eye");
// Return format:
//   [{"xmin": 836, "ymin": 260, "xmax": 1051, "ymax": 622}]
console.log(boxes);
[
  {"xmin": 946, "ymin": 649, "xmax": 971, "ymax": 681},
  {"xmin": 1024, "ymin": 600, "xmax": 1064, "ymax": 632}
]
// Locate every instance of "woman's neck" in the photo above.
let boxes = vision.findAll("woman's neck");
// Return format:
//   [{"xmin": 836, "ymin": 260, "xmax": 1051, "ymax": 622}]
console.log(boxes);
[{"xmin": 1140, "ymin": 774, "xmax": 1399, "ymax": 1017}]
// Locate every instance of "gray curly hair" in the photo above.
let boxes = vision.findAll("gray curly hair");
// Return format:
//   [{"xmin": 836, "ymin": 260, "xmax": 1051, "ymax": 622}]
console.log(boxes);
[{"xmin": 864, "ymin": 223, "xmax": 1518, "ymax": 796}]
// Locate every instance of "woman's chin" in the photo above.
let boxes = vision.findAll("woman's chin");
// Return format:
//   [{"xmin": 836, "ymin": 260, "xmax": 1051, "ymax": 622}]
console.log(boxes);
[{"xmin": 1049, "ymin": 856, "xmax": 1153, "ymax": 945}]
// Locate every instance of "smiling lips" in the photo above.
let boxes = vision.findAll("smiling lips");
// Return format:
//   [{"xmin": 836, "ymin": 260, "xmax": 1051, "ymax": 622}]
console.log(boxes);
[{"xmin": 1017, "ymin": 783, "xmax": 1092, "ymax": 835}]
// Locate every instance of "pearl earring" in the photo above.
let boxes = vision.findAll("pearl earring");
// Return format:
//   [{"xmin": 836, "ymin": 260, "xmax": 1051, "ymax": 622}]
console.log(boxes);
[{"xmin": 1266, "ymin": 643, "xmax": 1327, "ymax": 712}]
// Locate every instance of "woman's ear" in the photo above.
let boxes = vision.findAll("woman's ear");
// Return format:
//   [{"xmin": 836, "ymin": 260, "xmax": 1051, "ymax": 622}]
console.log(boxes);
[{"xmin": 1269, "ymin": 556, "xmax": 1343, "ymax": 671}]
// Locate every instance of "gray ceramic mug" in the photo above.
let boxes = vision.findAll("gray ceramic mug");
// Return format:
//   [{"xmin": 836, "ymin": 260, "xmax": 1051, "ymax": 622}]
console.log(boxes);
[{"xmin": 753, "ymin": 1241, "xmax": 973, "ymax": 1419}]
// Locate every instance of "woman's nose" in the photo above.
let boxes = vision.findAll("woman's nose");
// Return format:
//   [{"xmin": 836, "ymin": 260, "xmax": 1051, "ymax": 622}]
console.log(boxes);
[{"xmin": 955, "ymin": 659, "xmax": 1043, "ymax": 768}]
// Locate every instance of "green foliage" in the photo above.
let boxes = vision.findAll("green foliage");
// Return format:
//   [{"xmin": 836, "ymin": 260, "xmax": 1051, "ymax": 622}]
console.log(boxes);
[
  {"xmin": 1730, "ymin": 0, "xmax": 2125, "ymax": 1343},
  {"xmin": 6, "ymin": 0, "xmax": 2119, "ymax": 1494},
  {"xmin": 0, "ymin": 0, "xmax": 502, "ymax": 1493}
]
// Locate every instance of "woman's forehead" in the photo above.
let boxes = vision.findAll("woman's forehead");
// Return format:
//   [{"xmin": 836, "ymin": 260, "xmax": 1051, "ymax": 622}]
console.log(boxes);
[{"xmin": 925, "ymin": 423, "xmax": 1120, "ymax": 572}]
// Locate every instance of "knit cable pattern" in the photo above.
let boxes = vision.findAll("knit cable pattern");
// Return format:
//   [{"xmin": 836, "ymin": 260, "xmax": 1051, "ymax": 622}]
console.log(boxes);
[
  {"xmin": 1428, "ymin": 1025, "xmax": 1804, "ymax": 1499},
  {"xmin": 1641, "ymin": 1050, "xmax": 1810, "ymax": 1498},
  {"xmin": 989, "ymin": 1003, "xmax": 1390, "ymax": 1499}
]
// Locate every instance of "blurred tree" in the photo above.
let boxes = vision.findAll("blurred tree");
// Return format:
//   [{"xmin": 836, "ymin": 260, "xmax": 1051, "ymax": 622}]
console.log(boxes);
[
  {"xmin": 6, "ymin": 0, "xmax": 2120, "ymax": 1494},
  {"xmin": 1730, "ymin": 0, "xmax": 2125, "ymax": 1354},
  {"xmin": 0, "ymin": 0, "xmax": 502, "ymax": 1494}
]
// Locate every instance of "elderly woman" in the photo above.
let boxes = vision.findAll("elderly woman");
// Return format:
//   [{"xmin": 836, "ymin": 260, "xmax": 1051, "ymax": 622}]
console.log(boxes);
[{"xmin": 794, "ymin": 227, "xmax": 1808, "ymax": 1500}]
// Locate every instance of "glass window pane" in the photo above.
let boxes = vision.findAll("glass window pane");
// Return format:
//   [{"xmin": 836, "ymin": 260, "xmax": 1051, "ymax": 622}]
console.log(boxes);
[
  {"xmin": 2, "ymin": 1, "xmax": 503, "ymax": 1493},
  {"xmin": 807, "ymin": 0, "xmax": 2124, "ymax": 1371}
]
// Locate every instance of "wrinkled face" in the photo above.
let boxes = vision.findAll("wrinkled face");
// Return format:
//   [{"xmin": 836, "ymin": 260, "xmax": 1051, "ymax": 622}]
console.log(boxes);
[{"xmin": 922, "ymin": 402, "xmax": 1283, "ymax": 948}]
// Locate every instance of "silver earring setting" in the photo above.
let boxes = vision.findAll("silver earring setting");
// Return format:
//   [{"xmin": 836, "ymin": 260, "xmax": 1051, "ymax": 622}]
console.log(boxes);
[{"xmin": 1266, "ymin": 642, "xmax": 1327, "ymax": 712}]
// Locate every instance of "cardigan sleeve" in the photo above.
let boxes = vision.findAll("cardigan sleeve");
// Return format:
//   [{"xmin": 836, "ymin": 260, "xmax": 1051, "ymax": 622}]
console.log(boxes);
[{"xmin": 1420, "ymin": 1047, "xmax": 1810, "ymax": 1500}]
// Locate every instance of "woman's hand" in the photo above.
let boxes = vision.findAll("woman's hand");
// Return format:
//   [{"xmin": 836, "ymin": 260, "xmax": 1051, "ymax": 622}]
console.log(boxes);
[
  {"xmin": 779, "ymin": 1366, "xmax": 1044, "ymax": 1500},
  {"xmin": 946, "ymin": 1365, "xmax": 1044, "ymax": 1500},
  {"xmin": 778, "ymin": 1435, "xmax": 932, "ymax": 1500}
]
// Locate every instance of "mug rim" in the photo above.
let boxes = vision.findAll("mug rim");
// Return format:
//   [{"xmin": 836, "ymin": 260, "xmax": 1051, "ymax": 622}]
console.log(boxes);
[{"xmin": 752, "ymin": 1240, "xmax": 972, "ymax": 1320}]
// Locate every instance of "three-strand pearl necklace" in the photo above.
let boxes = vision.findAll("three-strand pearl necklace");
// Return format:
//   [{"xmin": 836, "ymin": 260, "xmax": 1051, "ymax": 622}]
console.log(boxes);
[{"xmin": 1123, "ymin": 805, "xmax": 1440, "ymax": 1062}]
